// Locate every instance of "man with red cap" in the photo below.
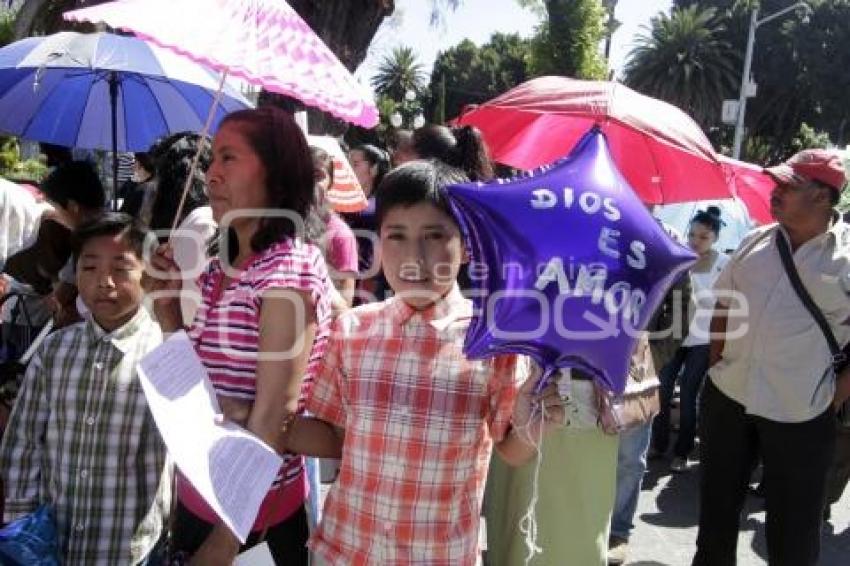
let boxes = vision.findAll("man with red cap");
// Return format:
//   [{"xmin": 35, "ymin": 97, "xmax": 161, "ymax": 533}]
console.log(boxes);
[{"xmin": 693, "ymin": 149, "xmax": 850, "ymax": 566}]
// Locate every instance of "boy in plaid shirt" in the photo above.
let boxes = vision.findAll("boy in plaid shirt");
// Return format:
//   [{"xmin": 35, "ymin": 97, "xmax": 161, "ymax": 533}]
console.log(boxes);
[
  {"xmin": 285, "ymin": 161, "xmax": 565, "ymax": 565},
  {"xmin": 0, "ymin": 213, "xmax": 169, "ymax": 564}
]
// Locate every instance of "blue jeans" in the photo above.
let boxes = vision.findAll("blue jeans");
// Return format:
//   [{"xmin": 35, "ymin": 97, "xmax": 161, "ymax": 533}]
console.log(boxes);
[
  {"xmin": 610, "ymin": 421, "xmax": 652, "ymax": 540},
  {"xmin": 651, "ymin": 345, "xmax": 709, "ymax": 458}
]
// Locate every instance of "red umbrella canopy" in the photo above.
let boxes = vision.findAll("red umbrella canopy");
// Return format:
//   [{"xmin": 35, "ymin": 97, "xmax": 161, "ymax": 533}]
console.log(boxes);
[
  {"xmin": 719, "ymin": 156, "xmax": 777, "ymax": 225},
  {"xmin": 456, "ymin": 76, "xmax": 731, "ymax": 205}
]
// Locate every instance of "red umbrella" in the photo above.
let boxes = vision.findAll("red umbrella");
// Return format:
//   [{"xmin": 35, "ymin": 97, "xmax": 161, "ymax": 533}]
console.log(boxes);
[
  {"xmin": 456, "ymin": 76, "xmax": 730, "ymax": 204},
  {"xmin": 719, "ymin": 156, "xmax": 776, "ymax": 225}
]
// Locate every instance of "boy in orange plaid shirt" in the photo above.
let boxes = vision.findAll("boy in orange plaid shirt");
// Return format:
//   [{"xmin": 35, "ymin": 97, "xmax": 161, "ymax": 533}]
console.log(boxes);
[{"xmin": 284, "ymin": 161, "xmax": 565, "ymax": 566}]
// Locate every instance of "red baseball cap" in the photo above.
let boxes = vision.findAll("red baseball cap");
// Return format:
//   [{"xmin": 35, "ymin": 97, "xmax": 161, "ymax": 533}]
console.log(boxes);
[{"xmin": 764, "ymin": 149, "xmax": 847, "ymax": 193}]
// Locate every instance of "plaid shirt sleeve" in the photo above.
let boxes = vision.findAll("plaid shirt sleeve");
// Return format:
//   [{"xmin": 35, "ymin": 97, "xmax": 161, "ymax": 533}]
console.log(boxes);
[
  {"xmin": 487, "ymin": 354, "xmax": 529, "ymax": 443},
  {"xmin": 0, "ymin": 347, "xmax": 48, "ymax": 521},
  {"xmin": 306, "ymin": 319, "xmax": 347, "ymax": 429}
]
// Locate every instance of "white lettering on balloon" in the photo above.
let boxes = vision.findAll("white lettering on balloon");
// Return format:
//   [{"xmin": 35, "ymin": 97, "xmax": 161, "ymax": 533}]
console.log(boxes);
[
  {"xmin": 598, "ymin": 227, "xmax": 620, "ymax": 259},
  {"xmin": 528, "ymin": 184, "xmax": 650, "ymax": 324},
  {"xmin": 528, "ymin": 188, "xmax": 623, "ymax": 220},
  {"xmin": 627, "ymin": 240, "xmax": 646, "ymax": 270}
]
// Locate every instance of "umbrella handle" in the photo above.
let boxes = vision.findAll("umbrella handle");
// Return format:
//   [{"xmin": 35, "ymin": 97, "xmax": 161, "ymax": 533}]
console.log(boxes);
[{"xmin": 169, "ymin": 69, "xmax": 229, "ymax": 234}]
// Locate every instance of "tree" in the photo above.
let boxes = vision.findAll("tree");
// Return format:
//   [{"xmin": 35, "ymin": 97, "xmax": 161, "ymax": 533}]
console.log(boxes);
[
  {"xmin": 623, "ymin": 5, "xmax": 739, "ymax": 129},
  {"xmin": 673, "ymin": 1, "xmax": 850, "ymax": 158},
  {"xmin": 0, "ymin": 10, "xmax": 13, "ymax": 47},
  {"xmin": 745, "ymin": 122, "xmax": 831, "ymax": 165},
  {"xmin": 529, "ymin": 0, "xmax": 608, "ymax": 80},
  {"xmin": 371, "ymin": 46, "xmax": 427, "ymax": 101},
  {"xmin": 427, "ymin": 33, "xmax": 533, "ymax": 122}
]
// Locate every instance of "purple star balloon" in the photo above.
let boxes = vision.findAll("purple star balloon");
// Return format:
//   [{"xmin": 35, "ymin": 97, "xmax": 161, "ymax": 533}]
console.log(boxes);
[{"xmin": 445, "ymin": 127, "xmax": 697, "ymax": 394}]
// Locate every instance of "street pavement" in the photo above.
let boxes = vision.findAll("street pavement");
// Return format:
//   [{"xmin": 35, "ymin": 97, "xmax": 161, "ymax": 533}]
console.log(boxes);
[
  {"xmin": 624, "ymin": 454, "xmax": 850, "ymax": 565},
  {"xmin": 316, "ymin": 436, "xmax": 850, "ymax": 566}
]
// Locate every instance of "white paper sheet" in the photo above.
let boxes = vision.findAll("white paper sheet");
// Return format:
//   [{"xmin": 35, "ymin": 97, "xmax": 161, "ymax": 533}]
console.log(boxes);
[
  {"xmin": 137, "ymin": 331, "xmax": 282, "ymax": 543},
  {"xmin": 235, "ymin": 542, "xmax": 275, "ymax": 566}
]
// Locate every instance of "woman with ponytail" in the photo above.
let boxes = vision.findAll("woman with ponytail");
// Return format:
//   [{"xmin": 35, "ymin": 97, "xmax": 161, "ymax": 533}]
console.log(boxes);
[
  {"xmin": 411, "ymin": 124, "xmax": 494, "ymax": 181},
  {"xmin": 348, "ymin": 144, "xmax": 390, "ymax": 198},
  {"xmin": 650, "ymin": 205, "xmax": 729, "ymax": 472}
]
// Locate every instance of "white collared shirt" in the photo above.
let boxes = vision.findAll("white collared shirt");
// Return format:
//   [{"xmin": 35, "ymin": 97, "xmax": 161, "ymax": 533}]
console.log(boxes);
[{"xmin": 710, "ymin": 219, "xmax": 850, "ymax": 422}]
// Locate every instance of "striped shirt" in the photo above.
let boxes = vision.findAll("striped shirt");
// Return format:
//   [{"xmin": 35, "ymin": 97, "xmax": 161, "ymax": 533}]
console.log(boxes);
[
  {"xmin": 0, "ymin": 308, "xmax": 170, "ymax": 565},
  {"xmin": 306, "ymin": 286, "xmax": 526, "ymax": 565},
  {"xmin": 179, "ymin": 238, "xmax": 332, "ymax": 529}
]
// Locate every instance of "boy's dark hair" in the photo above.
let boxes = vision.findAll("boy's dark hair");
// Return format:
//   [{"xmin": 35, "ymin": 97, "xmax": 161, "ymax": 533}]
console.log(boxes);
[
  {"xmin": 412, "ymin": 124, "xmax": 494, "ymax": 182},
  {"xmin": 72, "ymin": 212, "xmax": 153, "ymax": 264},
  {"xmin": 374, "ymin": 160, "xmax": 469, "ymax": 228},
  {"xmin": 42, "ymin": 160, "xmax": 106, "ymax": 211}
]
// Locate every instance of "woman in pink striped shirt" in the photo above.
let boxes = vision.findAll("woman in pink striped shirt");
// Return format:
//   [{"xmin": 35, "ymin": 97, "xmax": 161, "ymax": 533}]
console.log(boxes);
[{"xmin": 151, "ymin": 107, "xmax": 332, "ymax": 565}]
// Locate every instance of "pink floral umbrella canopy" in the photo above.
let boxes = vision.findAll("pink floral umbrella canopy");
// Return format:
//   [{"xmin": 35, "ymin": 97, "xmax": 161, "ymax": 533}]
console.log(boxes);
[{"xmin": 64, "ymin": 0, "xmax": 378, "ymax": 127}]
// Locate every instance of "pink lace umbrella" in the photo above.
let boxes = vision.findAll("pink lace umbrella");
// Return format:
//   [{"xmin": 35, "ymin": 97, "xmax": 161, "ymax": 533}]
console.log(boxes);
[
  {"xmin": 64, "ymin": 0, "xmax": 378, "ymax": 128},
  {"xmin": 65, "ymin": 0, "xmax": 379, "ymax": 229}
]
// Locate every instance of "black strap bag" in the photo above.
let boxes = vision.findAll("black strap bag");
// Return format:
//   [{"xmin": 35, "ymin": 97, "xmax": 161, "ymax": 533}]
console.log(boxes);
[{"xmin": 776, "ymin": 231, "xmax": 850, "ymax": 428}]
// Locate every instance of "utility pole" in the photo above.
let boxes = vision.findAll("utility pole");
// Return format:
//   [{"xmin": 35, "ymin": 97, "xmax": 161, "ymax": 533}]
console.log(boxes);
[
  {"xmin": 731, "ymin": 9, "xmax": 757, "ymax": 160},
  {"xmin": 602, "ymin": 0, "xmax": 620, "ymax": 62},
  {"xmin": 731, "ymin": 2, "xmax": 811, "ymax": 160}
]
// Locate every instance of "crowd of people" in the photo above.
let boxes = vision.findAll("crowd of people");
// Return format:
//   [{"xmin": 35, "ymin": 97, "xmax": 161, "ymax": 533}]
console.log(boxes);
[{"xmin": 0, "ymin": 103, "xmax": 848, "ymax": 566}]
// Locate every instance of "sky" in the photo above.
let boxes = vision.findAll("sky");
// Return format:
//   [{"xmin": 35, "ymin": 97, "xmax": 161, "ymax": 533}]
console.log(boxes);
[{"xmin": 357, "ymin": 0, "xmax": 673, "ymax": 86}]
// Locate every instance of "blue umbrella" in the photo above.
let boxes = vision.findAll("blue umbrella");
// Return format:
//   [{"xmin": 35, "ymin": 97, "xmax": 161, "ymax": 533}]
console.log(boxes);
[{"xmin": 0, "ymin": 31, "xmax": 252, "ymax": 203}]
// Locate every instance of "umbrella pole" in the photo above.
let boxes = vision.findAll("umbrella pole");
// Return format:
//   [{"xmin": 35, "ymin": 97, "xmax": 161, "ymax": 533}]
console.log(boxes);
[
  {"xmin": 169, "ymin": 69, "xmax": 229, "ymax": 234},
  {"xmin": 109, "ymin": 71, "xmax": 119, "ymax": 212}
]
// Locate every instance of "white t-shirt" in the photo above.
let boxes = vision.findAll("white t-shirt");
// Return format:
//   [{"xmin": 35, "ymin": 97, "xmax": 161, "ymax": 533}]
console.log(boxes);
[
  {"xmin": 682, "ymin": 252, "xmax": 730, "ymax": 347},
  {"xmin": 0, "ymin": 179, "xmax": 50, "ymax": 269},
  {"xmin": 172, "ymin": 206, "xmax": 217, "ymax": 326}
]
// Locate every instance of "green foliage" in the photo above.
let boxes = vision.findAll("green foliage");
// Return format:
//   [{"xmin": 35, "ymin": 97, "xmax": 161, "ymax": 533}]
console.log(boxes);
[
  {"xmin": 670, "ymin": 1, "xmax": 850, "ymax": 159},
  {"xmin": 426, "ymin": 33, "xmax": 533, "ymax": 123},
  {"xmin": 0, "ymin": 136, "xmax": 48, "ymax": 182},
  {"xmin": 8, "ymin": 158, "xmax": 48, "ymax": 183},
  {"xmin": 787, "ymin": 122, "xmax": 831, "ymax": 157},
  {"xmin": 529, "ymin": 0, "xmax": 608, "ymax": 80},
  {"xmin": 0, "ymin": 136, "xmax": 18, "ymax": 171},
  {"xmin": 423, "ymin": 0, "xmax": 615, "ymax": 123},
  {"xmin": 741, "ymin": 135, "xmax": 773, "ymax": 165},
  {"xmin": 368, "ymin": 95, "xmax": 399, "ymax": 145},
  {"xmin": 0, "ymin": 11, "xmax": 14, "ymax": 48},
  {"xmin": 371, "ymin": 46, "xmax": 427, "ymax": 102},
  {"xmin": 743, "ymin": 122, "xmax": 832, "ymax": 166},
  {"xmin": 514, "ymin": 0, "xmax": 547, "ymax": 18},
  {"xmin": 624, "ymin": 5, "xmax": 740, "ymax": 128},
  {"xmin": 838, "ymin": 153, "xmax": 850, "ymax": 213}
]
